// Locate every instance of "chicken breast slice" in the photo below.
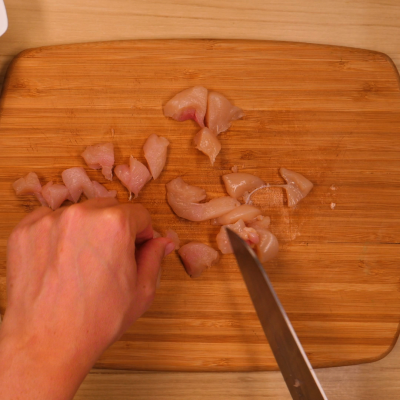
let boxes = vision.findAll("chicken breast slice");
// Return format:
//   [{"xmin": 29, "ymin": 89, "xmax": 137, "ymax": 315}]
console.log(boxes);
[
  {"xmin": 178, "ymin": 241, "xmax": 220, "ymax": 278},
  {"xmin": 206, "ymin": 91, "xmax": 244, "ymax": 135},
  {"xmin": 114, "ymin": 156, "xmax": 152, "ymax": 199},
  {"xmin": 143, "ymin": 134, "xmax": 170, "ymax": 179},
  {"xmin": 62, "ymin": 167, "xmax": 95, "ymax": 203},
  {"xmin": 90, "ymin": 181, "xmax": 117, "ymax": 198},
  {"xmin": 81, "ymin": 142, "xmax": 114, "ymax": 181},
  {"xmin": 222, "ymin": 173, "xmax": 265, "ymax": 199},
  {"xmin": 163, "ymin": 86, "xmax": 208, "ymax": 127},
  {"xmin": 41, "ymin": 182, "xmax": 70, "ymax": 210},
  {"xmin": 193, "ymin": 127, "xmax": 221, "ymax": 166},
  {"xmin": 166, "ymin": 177, "xmax": 240, "ymax": 222},
  {"xmin": 215, "ymin": 205, "xmax": 262, "ymax": 225},
  {"xmin": 165, "ymin": 229, "xmax": 180, "ymax": 250},
  {"xmin": 216, "ymin": 219, "xmax": 259, "ymax": 254},
  {"xmin": 13, "ymin": 172, "xmax": 48, "ymax": 206},
  {"xmin": 280, "ymin": 168, "xmax": 313, "ymax": 207}
]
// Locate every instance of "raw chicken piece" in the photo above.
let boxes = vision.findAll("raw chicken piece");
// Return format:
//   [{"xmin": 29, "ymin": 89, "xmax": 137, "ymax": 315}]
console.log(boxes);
[
  {"xmin": 153, "ymin": 230, "xmax": 162, "ymax": 239},
  {"xmin": 246, "ymin": 215, "xmax": 271, "ymax": 230},
  {"xmin": 91, "ymin": 181, "xmax": 117, "ymax": 198},
  {"xmin": 165, "ymin": 229, "xmax": 180, "ymax": 250},
  {"xmin": 216, "ymin": 220, "xmax": 259, "ymax": 254},
  {"xmin": 13, "ymin": 172, "xmax": 48, "ymax": 206},
  {"xmin": 143, "ymin": 134, "xmax": 170, "ymax": 179},
  {"xmin": 166, "ymin": 177, "xmax": 206, "ymax": 203},
  {"xmin": 280, "ymin": 168, "xmax": 313, "ymax": 207},
  {"xmin": 231, "ymin": 165, "xmax": 239, "ymax": 173},
  {"xmin": 216, "ymin": 205, "xmax": 262, "ymax": 225},
  {"xmin": 178, "ymin": 241, "xmax": 220, "ymax": 278},
  {"xmin": 206, "ymin": 91, "xmax": 244, "ymax": 135},
  {"xmin": 81, "ymin": 142, "xmax": 114, "ymax": 181},
  {"xmin": 13, "ymin": 172, "xmax": 42, "ymax": 195},
  {"xmin": 166, "ymin": 177, "xmax": 240, "ymax": 222},
  {"xmin": 41, "ymin": 182, "xmax": 70, "ymax": 210},
  {"xmin": 222, "ymin": 173, "xmax": 265, "ymax": 199},
  {"xmin": 247, "ymin": 218, "xmax": 279, "ymax": 262},
  {"xmin": 193, "ymin": 127, "xmax": 221, "ymax": 166},
  {"xmin": 62, "ymin": 167, "xmax": 95, "ymax": 202},
  {"xmin": 163, "ymin": 86, "xmax": 208, "ymax": 127},
  {"xmin": 114, "ymin": 156, "xmax": 152, "ymax": 199}
]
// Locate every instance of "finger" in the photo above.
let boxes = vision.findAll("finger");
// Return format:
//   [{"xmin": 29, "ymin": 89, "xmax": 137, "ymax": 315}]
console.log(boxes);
[
  {"xmin": 135, "ymin": 237, "xmax": 175, "ymax": 311},
  {"xmin": 16, "ymin": 206, "xmax": 53, "ymax": 228},
  {"xmin": 117, "ymin": 203, "xmax": 152, "ymax": 240}
]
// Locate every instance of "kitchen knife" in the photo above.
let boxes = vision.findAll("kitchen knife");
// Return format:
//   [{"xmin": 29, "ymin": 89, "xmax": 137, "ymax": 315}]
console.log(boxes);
[{"xmin": 227, "ymin": 229, "xmax": 328, "ymax": 400}]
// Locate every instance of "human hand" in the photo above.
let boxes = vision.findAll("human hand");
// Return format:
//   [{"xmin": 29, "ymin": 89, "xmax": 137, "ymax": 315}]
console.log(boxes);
[{"xmin": 0, "ymin": 198, "xmax": 174, "ymax": 399}]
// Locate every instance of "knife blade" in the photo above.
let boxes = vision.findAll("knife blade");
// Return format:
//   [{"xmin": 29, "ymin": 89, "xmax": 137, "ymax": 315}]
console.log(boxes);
[{"xmin": 227, "ymin": 229, "xmax": 328, "ymax": 400}]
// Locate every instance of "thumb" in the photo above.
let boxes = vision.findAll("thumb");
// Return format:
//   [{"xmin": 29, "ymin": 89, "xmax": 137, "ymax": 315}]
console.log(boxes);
[{"xmin": 135, "ymin": 237, "xmax": 175, "ymax": 311}]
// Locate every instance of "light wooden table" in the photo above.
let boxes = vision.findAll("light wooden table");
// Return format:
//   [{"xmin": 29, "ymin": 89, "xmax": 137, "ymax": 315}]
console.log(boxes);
[{"xmin": 1, "ymin": 1, "xmax": 400, "ymax": 398}]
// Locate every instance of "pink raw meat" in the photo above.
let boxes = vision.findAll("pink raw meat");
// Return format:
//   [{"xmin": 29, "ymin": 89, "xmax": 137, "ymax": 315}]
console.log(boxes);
[
  {"xmin": 163, "ymin": 86, "xmax": 208, "ymax": 127},
  {"xmin": 81, "ymin": 142, "xmax": 114, "ymax": 181},
  {"xmin": 62, "ymin": 167, "xmax": 95, "ymax": 203},
  {"xmin": 166, "ymin": 177, "xmax": 239, "ymax": 222},
  {"xmin": 12, "ymin": 172, "xmax": 48, "ymax": 206},
  {"xmin": 206, "ymin": 91, "xmax": 244, "ymax": 135},
  {"xmin": 41, "ymin": 182, "xmax": 70, "ymax": 210},
  {"xmin": 143, "ymin": 134, "xmax": 170, "ymax": 179},
  {"xmin": 178, "ymin": 241, "xmax": 220, "ymax": 278},
  {"xmin": 91, "ymin": 181, "xmax": 117, "ymax": 198},
  {"xmin": 114, "ymin": 156, "xmax": 151, "ymax": 199},
  {"xmin": 193, "ymin": 127, "xmax": 221, "ymax": 166}
]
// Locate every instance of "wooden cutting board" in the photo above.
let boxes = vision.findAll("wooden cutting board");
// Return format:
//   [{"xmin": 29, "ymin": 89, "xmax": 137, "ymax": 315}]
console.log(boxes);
[{"xmin": 1, "ymin": 40, "xmax": 400, "ymax": 371}]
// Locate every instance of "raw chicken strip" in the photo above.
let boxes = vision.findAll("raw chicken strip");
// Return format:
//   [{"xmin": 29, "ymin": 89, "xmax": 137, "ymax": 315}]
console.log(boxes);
[
  {"xmin": 41, "ymin": 182, "xmax": 70, "ymax": 210},
  {"xmin": 193, "ymin": 127, "xmax": 221, "ymax": 166},
  {"xmin": 166, "ymin": 177, "xmax": 240, "ymax": 222},
  {"xmin": 247, "ymin": 218, "xmax": 279, "ymax": 262},
  {"xmin": 206, "ymin": 91, "xmax": 244, "ymax": 135},
  {"xmin": 114, "ymin": 156, "xmax": 152, "ymax": 199},
  {"xmin": 222, "ymin": 173, "xmax": 265, "ymax": 199},
  {"xmin": 216, "ymin": 220, "xmax": 259, "ymax": 254},
  {"xmin": 178, "ymin": 241, "xmax": 220, "ymax": 278},
  {"xmin": 280, "ymin": 168, "xmax": 313, "ymax": 207},
  {"xmin": 91, "ymin": 181, "xmax": 117, "ymax": 198},
  {"xmin": 12, "ymin": 172, "xmax": 48, "ymax": 206},
  {"xmin": 153, "ymin": 230, "xmax": 162, "ymax": 239},
  {"xmin": 143, "ymin": 134, "xmax": 170, "ymax": 179},
  {"xmin": 163, "ymin": 86, "xmax": 208, "ymax": 127},
  {"xmin": 62, "ymin": 167, "xmax": 95, "ymax": 203},
  {"xmin": 216, "ymin": 205, "xmax": 262, "ymax": 225},
  {"xmin": 165, "ymin": 229, "xmax": 180, "ymax": 250},
  {"xmin": 81, "ymin": 142, "xmax": 114, "ymax": 181}
]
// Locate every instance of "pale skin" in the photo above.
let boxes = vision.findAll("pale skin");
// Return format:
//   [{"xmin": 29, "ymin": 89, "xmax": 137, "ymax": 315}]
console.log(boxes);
[{"xmin": 0, "ymin": 198, "xmax": 175, "ymax": 400}]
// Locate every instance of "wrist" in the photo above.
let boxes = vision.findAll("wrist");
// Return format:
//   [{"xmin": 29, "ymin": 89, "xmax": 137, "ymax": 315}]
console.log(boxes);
[{"xmin": 0, "ymin": 322, "xmax": 93, "ymax": 400}]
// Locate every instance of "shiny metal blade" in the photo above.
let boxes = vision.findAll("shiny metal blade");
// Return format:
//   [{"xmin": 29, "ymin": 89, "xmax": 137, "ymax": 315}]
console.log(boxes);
[{"xmin": 227, "ymin": 229, "xmax": 328, "ymax": 400}]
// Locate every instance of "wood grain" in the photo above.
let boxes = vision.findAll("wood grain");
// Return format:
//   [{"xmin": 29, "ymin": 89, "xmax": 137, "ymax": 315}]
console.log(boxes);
[{"xmin": 1, "ymin": 39, "xmax": 400, "ymax": 372}]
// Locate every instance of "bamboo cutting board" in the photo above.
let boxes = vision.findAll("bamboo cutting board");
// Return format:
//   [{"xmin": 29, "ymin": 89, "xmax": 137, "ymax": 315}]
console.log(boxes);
[{"xmin": 1, "ymin": 40, "xmax": 400, "ymax": 371}]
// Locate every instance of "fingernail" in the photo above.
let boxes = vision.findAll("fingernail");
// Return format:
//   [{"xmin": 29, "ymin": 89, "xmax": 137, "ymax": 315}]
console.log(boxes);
[{"xmin": 164, "ymin": 242, "xmax": 175, "ymax": 256}]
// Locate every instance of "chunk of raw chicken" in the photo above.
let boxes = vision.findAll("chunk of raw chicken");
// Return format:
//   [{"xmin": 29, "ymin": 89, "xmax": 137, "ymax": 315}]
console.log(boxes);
[
  {"xmin": 215, "ymin": 205, "xmax": 262, "ymax": 225},
  {"xmin": 216, "ymin": 219, "xmax": 259, "ymax": 254},
  {"xmin": 178, "ymin": 241, "xmax": 220, "ymax": 278},
  {"xmin": 114, "ymin": 156, "xmax": 152, "ymax": 199},
  {"xmin": 81, "ymin": 142, "xmax": 114, "ymax": 181},
  {"xmin": 222, "ymin": 173, "xmax": 265, "ymax": 199},
  {"xmin": 280, "ymin": 168, "xmax": 313, "ymax": 207},
  {"xmin": 143, "ymin": 134, "xmax": 170, "ymax": 179},
  {"xmin": 62, "ymin": 167, "xmax": 95, "ymax": 202},
  {"xmin": 163, "ymin": 86, "xmax": 208, "ymax": 127},
  {"xmin": 247, "ymin": 218, "xmax": 279, "ymax": 262},
  {"xmin": 166, "ymin": 177, "xmax": 240, "ymax": 222},
  {"xmin": 206, "ymin": 91, "xmax": 244, "ymax": 135},
  {"xmin": 193, "ymin": 127, "xmax": 221, "ymax": 166},
  {"xmin": 41, "ymin": 182, "xmax": 70, "ymax": 210},
  {"xmin": 153, "ymin": 230, "xmax": 162, "ymax": 239},
  {"xmin": 12, "ymin": 172, "xmax": 47, "ymax": 206},
  {"xmin": 165, "ymin": 229, "xmax": 180, "ymax": 250},
  {"xmin": 91, "ymin": 181, "xmax": 117, "ymax": 198}
]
